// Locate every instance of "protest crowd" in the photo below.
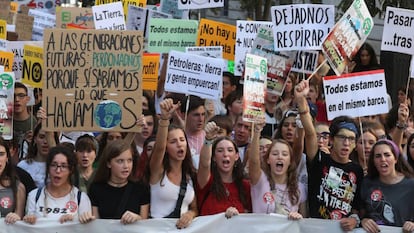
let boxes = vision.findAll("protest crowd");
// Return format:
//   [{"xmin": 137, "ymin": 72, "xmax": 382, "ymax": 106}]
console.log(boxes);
[{"xmin": 1, "ymin": 0, "xmax": 414, "ymax": 233}]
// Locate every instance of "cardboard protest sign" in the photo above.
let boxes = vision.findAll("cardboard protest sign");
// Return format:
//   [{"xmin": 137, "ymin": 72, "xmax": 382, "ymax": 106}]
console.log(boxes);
[
  {"xmin": 94, "ymin": 0, "xmax": 146, "ymax": 16},
  {"xmin": 0, "ymin": 19, "xmax": 5, "ymax": 39},
  {"xmin": 178, "ymin": 0, "xmax": 224, "ymax": 10},
  {"xmin": 43, "ymin": 29, "xmax": 143, "ymax": 132},
  {"xmin": 28, "ymin": 9, "xmax": 56, "ymax": 41},
  {"xmin": 0, "ymin": 51, "xmax": 14, "ymax": 72},
  {"xmin": 323, "ymin": 69, "xmax": 388, "ymax": 120},
  {"xmin": 165, "ymin": 50, "xmax": 222, "ymax": 99},
  {"xmin": 160, "ymin": 0, "xmax": 189, "ymax": 19},
  {"xmin": 197, "ymin": 18, "xmax": 236, "ymax": 61},
  {"xmin": 271, "ymin": 4, "xmax": 334, "ymax": 51},
  {"xmin": 147, "ymin": 18, "xmax": 198, "ymax": 53},
  {"xmin": 55, "ymin": 7, "xmax": 95, "ymax": 29},
  {"xmin": 382, "ymin": 7, "xmax": 414, "ymax": 55},
  {"xmin": 15, "ymin": 14, "xmax": 34, "ymax": 41},
  {"xmin": 0, "ymin": 72, "xmax": 14, "ymax": 140},
  {"xmin": 235, "ymin": 20, "xmax": 272, "ymax": 76},
  {"xmin": 250, "ymin": 26, "xmax": 293, "ymax": 95},
  {"xmin": 22, "ymin": 45, "xmax": 43, "ymax": 88},
  {"xmin": 126, "ymin": 5, "xmax": 171, "ymax": 37},
  {"xmin": 142, "ymin": 53, "xmax": 159, "ymax": 91},
  {"xmin": 321, "ymin": 0, "xmax": 373, "ymax": 76},
  {"xmin": 92, "ymin": 2, "xmax": 126, "ymax": 30},
  {"xmin": 290, "ymin": 50, "xmax": 319, "ymax": 74},
  {"xmin": 0, "ymin": 0, "xmax": 9, "ymax": 20},
  {"xmin": 242, "ymin": 54, "xmax": 267, "ymax": 123}
]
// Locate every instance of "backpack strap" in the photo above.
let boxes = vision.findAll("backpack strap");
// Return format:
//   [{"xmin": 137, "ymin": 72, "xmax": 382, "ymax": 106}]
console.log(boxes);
[
  {"xmin": 35, "ymin": 187, "xmax": 43, "ymax": 203},
  {"xmin": 77, "ymin": 190, "xmax": 82, "ymax": 206}
]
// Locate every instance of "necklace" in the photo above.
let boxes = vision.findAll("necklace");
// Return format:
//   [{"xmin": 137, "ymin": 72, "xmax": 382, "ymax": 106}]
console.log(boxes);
[{"xmin": 108, "ymin": 180, "xmax": 128, "ymax": 187}]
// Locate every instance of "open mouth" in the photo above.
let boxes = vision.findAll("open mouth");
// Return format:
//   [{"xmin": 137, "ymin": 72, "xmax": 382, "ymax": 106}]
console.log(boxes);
[{"xmin": 275, "ymin": 161, "xmax": 284, "ymax": 172}]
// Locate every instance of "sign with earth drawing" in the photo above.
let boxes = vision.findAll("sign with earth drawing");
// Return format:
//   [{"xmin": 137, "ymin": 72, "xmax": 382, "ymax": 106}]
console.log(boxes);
[{"xmin": 42, "ymin": 29, "xmax": 143, "ymax": 132}]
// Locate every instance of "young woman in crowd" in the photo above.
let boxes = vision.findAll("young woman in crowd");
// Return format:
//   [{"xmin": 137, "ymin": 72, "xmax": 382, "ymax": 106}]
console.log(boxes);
[
  {"xmin": 351, "ymin": 43, "xmax": 381, "ymax": 73},
  {"xmin": 405, "ymin": 133, "xmax": 414, "ymax": 170},
  {"xmin": 23, "ymin": 146, "xmax": 92, "ymax": 224},
  {"xmin": 95, "ymin": 132, "xmax": 126, "ymax": 166},
  {"xmin": 249, "ymin": 116, "xmax": 306, "ymax": 218},
  {"xmin": 134, "ymin": 136, "xmax": 156, "ymax": 183},
  {"xmin": 88, "ymin": 137, "xmax": 150, "ymax": 224},
  {"xmin": 197, "ymin": 121, "xmax": 251, "ymax": 217},
  {"xmin": 0, "ymin": 137, "xmax": 26, "ymax": 224},
  {"xmin": 149, "ymin": 98, "xmax": 198, "ymax": 229},
  {"xmin": 74, "ymin": 134, "xmax": 97, "ymax": 193},
  {"xmin": 225, "ymin": 90, "xmax": 243, "ymax": 126},
  {"xmin": 360, "ymin": 139, "xmax": 414, "ymax": 233},
  {"xmin": 350, "ymin": 125, "xmax": 378, "ymax": 176},
  {"xmin": 17, "ymin": 123, "xmax": 59, "ymax": 188}
]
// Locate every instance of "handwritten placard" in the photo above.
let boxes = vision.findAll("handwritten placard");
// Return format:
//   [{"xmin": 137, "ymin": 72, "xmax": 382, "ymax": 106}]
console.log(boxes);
[
  {"xmin": 28, "ymin": 9, "xmax": 56, "ymax": 41},
  {"xmin": 290, "ymin": 50, "xmax": 319, "ymax": 74},
  {"xmin": 15, "ymin": 13, "xmax": 34, "ymax": 41},
  {"xmin": 197, "ymin": 18, "xmax": 236, "ymax": 61},
  {"xmin": 126, "ymin": 5, "xmax": 171, "ymax": 37},
  {"xmin": 43, "ymin": 29, "xmax": 143, "ymax": 132},
  {"xmin": 147, "ymin": 18, "xmax": 198, "ymax": 53},
  {"xmin": 92, "ymin": 2, "xmax": 126, "ymax": 30}
]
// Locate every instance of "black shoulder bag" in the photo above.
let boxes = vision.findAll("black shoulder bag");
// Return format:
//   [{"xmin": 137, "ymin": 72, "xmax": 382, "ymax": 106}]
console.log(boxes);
[{"xmin": 165, "ymin": 171, "xmax": 187, "ymax": 218}]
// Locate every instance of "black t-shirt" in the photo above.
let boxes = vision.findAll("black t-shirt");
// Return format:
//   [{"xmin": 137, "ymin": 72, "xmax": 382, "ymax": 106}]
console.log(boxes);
[
  {"xmin": 307, "ymin": 150, "xmax": 364, "ymax": 220},
  {"xmin": 15, "ymin": 166, "xmax": 36, "ymax": 196},
  {"xmin": 89, "ymin": 181, "xmax": 150, "ymax": 219}
]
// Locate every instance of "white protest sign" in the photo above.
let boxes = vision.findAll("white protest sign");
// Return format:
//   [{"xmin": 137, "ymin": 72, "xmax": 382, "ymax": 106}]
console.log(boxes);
[
  {"xmin": 126, "ymin": 5, "xmax": 171, "ymax": 37},
  {"xmin": 160, "ymin": 0, "xmax": 189, "ymax": 19},
  {"xmin": 235, "ymin": 20, "xmax": 272, "ymax": 76},
  {"xmin": 243, "ymin": 53, "xmax": 267, "ymax": 123},
  {"xmin": 93, "ymin": 2, "xmax": 126, "ymax": 30},
  {"xmin": 290, "ymin": 50, "xmax": 319, "ymax": 74},
  {"xmin": 271, "ymin": 4, "xmax": 334, "ymax": 51},
  {"xmin": 178, "ymin": 0, "xmax": 224, "ymax": 10},
  {"xmin": 323, "ymin": 69, "xmax": 388, "ymax": 120},
  {"xmin": 381, "ymin": 7, "xmax": 414, "ymax": 55},
  {"xmin": 28, "ymin": 9, "xmax": 56, "ymax": 41},
  {"xmin": 165, "ymin": 50, "xmax": 222, "ymax": 99}
]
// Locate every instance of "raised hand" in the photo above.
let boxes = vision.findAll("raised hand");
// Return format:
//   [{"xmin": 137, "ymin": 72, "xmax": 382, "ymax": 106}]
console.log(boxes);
[{"xmin": 204, "ymin": 121, "xmax": 220, "ymax": 140}]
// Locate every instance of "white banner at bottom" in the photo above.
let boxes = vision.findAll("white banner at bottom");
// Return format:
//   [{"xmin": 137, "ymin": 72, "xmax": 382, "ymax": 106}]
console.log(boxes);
[{"xmin": 0, "ymin": 213, "xmax": 402, "ymax": 233}]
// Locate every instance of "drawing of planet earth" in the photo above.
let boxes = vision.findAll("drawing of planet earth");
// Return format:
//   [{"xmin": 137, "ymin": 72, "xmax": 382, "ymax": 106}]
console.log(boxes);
[{"xmin": 94, "ymin": 100, "xmax": 122, "ymax": 130}]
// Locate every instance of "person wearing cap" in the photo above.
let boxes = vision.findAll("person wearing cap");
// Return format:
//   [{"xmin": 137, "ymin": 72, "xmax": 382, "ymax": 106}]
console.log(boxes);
[
  {"xmin": 360, "ymin": 139, "xmax": 414, "ymax": 233},
  {"xmin": 296, "ymin": 79, "xmax": 364, "ymax": 232}
]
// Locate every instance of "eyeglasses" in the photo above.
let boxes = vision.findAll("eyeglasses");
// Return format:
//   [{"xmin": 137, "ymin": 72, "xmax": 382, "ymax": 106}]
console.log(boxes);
[
  {"xmin": 317, "ymin": 133, "xmax": 330, "ymax": 140},
  {"xmin": 50, "ymin": 163, "xmax": 69, "ymax": 171},
  {"xmin": 14, "ymin": 93, "xmax": 27, "ymax": 99},
  {"xmin": 335, "ymin": 135, "xmax": 356, "ymax": 143}
]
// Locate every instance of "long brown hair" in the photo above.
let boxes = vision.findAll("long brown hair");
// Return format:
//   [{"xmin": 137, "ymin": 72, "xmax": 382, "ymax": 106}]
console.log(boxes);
[
  {"xmin": 262, "ymin": 139, "xmax": 299, "ymax": 205},
  {"xmin": 210, "ymin": 137, "xmax": 248, "ymax": 209},
  {"xmin": 0, "ymin": 137, "xmax": 18, "ymax": 211},
  {"xmin": 160, "ymin": 124, "xmax": 196, "ymax": 185}
]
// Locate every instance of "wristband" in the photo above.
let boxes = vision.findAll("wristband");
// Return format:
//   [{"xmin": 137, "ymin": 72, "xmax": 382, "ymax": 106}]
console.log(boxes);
[
  {"xmin": 204, "ymin": 138, "xmax": 214, "ymax": 145},
  {"xmin": 158, "ymin": 119, "xmax": 170, "ymax": 127},
  {"xmin": 396, "ymin": 122, "xmax": 408, "ymax": 130},
  {"xmin": 349, "ymin": 214, "xmax": 361, "ymax": 227}
]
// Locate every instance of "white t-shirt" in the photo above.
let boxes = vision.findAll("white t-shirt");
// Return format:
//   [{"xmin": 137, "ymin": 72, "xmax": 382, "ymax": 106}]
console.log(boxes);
[
  {"xmin": 26, "ymin": 186, "xmax": 91, "ymax": 221},
  {"xmin": 150, "ymin": 173, "xmax": 195, "ymax": 218},
  {"xmin": 17, "ymin": 160, "xmax": 46, "ymax": 188}
]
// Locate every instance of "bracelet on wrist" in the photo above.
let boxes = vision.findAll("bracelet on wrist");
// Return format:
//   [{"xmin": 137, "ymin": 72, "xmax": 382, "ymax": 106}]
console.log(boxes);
[
  {"xmin": 204, "ymin": 138, "xmax": 214, "ymax": 145},
  {"xmin": 396, "ymin": 122, "xmax": 408, "ymax": 130},
  {"xmin": 158, "ymin": 119, "xmax": 170, "ymax": 127}
]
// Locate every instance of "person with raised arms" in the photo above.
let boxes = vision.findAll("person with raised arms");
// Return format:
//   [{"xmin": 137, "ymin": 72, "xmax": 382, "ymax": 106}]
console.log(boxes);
[
  {"xmin": 297, "ymin": 79, "xmax": 364, "ymax": 232},
  {"xmin": 197, "ymin": 121, "xmax": 251, "ymax": 217},
  {"xmin": 149, "ymin": 98, "xmax": 198, "ymax": 229}
]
